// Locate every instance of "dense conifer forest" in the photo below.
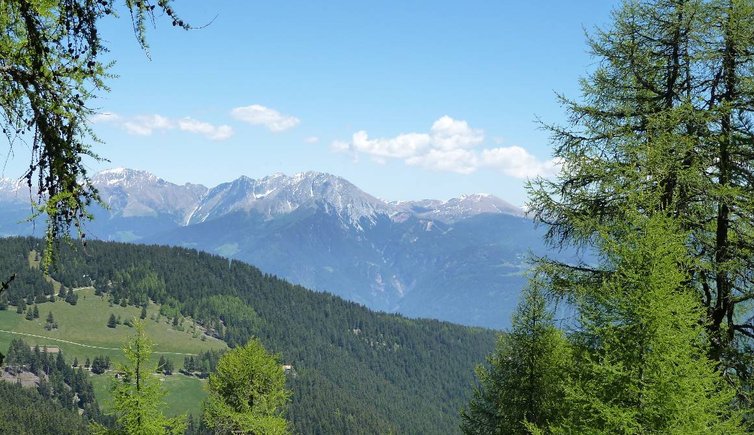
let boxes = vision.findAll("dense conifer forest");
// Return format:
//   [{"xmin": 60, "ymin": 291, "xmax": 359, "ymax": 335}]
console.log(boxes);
[
  {"xmin": 0, "ymin": 381, "xmax": 93, "ymax": 434},
  {"xmin": 0, "ymin": 237, "xmax": 496, "ymax": 433},
  {"xmin": 0, "ymin": 338, "xmax": 111, "ymax": 434}
]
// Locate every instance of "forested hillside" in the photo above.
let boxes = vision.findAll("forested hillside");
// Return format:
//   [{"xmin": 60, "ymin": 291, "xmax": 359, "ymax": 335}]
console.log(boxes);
[
  {"xmin": 0, "ymin": 381, "xmax": 93, "ymax": 434},
  {"xmin": 0, "ymin": 237, "xmax": 496, "ymax": 433}
]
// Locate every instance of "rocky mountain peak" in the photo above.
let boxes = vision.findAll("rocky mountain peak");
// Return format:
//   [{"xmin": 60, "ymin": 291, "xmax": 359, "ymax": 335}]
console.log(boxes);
[
  {"xmin": 188, "ymin": 171, "xmax": 392, "ymax": 229},
  {"xmin": 0, "ymin": 176, "xmax": 27, "ymax": 203},
  {"xmin": 393, "ymin": 193, "xmax": 523, "ymax": 224},
  {"xmin": 92, "ymin": 168, "xmax": 207, "ymax": 224},
  {"xmin": 79, "ymin": 168, "xmax": 524, "ymax": 227}
]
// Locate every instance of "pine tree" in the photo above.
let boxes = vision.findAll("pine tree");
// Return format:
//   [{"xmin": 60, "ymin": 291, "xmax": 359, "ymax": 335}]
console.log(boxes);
[
  {"xmin": 91, "ymin": 356, "xmax": 107, "ymax": 374},
  {"xmin": 140, "ymin": 306, "xmax": 147, "ymax": 320},
  {"xmin": 45, "ymin": 311, "xmax": 57, "ymax": 331},
  {"xmin": 32, "ymin": 304, "xmax": 39, "ymax": 319},
  {"xmin": 56, "ymin": 351, "xmax": 66, "ymax": 372},
  {"xmin": 107, "ymin": 313, "xmax": 117, "ymax": 329},
  {"xmin": 163, "ymin": 358, "xmax": 174, "ymax": 376},
  {"xmin": 65, "ymin": 292, "xmax": 78, "ymax": 306},
  {"xmin": 183, "ymin": 356, "xmax": 194, "ymax": 373},
  {"xmin": 461, "ymin": 284, "xmax": 571, "ymax": 434},
  {"xmin": 551, "ymin": 215, "xmax": 742, "ymax": 434}
]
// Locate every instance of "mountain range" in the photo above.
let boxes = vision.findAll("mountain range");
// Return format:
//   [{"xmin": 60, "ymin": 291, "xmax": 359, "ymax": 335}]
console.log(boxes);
[{"xmin": 0, "ymin": 168, "xmax": 572, "ymax": 329}]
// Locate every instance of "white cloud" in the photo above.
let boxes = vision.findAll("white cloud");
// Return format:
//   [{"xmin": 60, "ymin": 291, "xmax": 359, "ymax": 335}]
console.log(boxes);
[
  {"xmin": 178, "ymin": 118, "xmax": 234, "ymax": 141},
  {"xmin": 331, "ymin": 140, "xmax": 351, "ymax": 153},
  {"xmin": 90, "ymin": 112, "xmax": 120, "ymax": 123},
  {"xmin": 91, "ymin": 112, "xmax": 233, "ymax": 141},
  {"xmin": 481, "ymin": 147, "xmax": 561, "ymax": 178},
  {"xmin": 231, "ymin": 104, "xmax": 300, "ymax": 132},
  {"xmin": 351, "ymin": 130, "xmax": 431, "ymax": 159},
  {"xmin": 304, "ymin": 136, "xmax": 320, "ymax": 144},
  {"xmin": 406, "ymin": 148, "xmax": 479, "ymax": 174},
  {"xmin": 429, "ymin": 116, "xmax": 484, "ymax": 150},
  {"xmin": 122, "ymin": 114, "xmax": 173, "ymax": 136},
  {"xmin": 332, "ymin": 115, "xmax": 556, "ymax": 179}
]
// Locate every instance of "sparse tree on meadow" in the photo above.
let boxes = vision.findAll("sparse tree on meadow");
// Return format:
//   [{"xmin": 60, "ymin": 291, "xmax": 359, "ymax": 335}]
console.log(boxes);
[{"xmin": 95, "ymin": 320, "xmax": 185, "ymax": 435}]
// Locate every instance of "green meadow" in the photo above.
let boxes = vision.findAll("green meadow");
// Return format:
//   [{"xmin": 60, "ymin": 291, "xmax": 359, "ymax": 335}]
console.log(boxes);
[{"xmin": 0, "ymin": 286, "xmax": 227, "ymax": 417}]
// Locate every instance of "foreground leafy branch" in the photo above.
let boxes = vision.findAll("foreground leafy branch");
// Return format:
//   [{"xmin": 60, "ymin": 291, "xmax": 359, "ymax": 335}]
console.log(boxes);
[{"xmin": 0, "ymin": 0, "xmax": 189, "ymax": 267}]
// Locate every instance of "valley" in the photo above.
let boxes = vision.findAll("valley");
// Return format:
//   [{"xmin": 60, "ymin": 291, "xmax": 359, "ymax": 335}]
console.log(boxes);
[
  {"xmin": 0, "ymin": 168, "xmax": 580, "ymax": 329},
  {"xmin": 0, "ymin": 237, "xmax": 497, "ymax": 433}
]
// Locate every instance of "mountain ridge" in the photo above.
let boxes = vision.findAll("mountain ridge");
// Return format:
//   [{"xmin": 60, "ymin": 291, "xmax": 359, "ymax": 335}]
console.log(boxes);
[
  {"xmin": 86, "ymin": 167, "xmax": 525, "ymax": 228},
  {"xmin": 0, "ymin": 168, "xmax": 556, "ymax": 330},
  {"xmin": 0, "ymin": 168, "xmax": 525, "ymax": 226}
]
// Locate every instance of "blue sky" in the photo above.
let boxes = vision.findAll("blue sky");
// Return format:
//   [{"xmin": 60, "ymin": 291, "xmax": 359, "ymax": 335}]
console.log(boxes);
[{"xmin": 9, "ymin": 1, "xmax": 618, "ymax": 207}]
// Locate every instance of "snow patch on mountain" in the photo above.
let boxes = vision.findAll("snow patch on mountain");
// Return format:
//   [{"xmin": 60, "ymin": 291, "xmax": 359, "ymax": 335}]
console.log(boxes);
[
  {"xmin": 91, "ymin": 168, "xmax": 207, "ymax": 224},
  {"xmin": 0, "ymin": 167, "xmax": 524, "ymax": 227},
  {"xmin": 393, "ymin": 193, "xmax": 524, "ymax": 223},
  {"xmin": 188, "ymin": 171, "xmax": 393, "ymax": 229},
  {"xmin": 0, "ymin": 177, "xmax": 30, "ymax": 203}
]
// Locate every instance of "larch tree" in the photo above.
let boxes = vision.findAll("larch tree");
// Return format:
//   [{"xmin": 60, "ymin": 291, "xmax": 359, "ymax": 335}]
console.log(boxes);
[
  {"xmin": 527, "ymin": 0, "xmax": 754, "ymax": 377},
  {"xmin": 549, "ymin": 214, "xmax": 742, "ymax": 434},
  {"xmin": 203, "ymin": 338, "xmax": 291, "ymax": 435},
  {"xmin": 94, "ymin": 319, "xmax": 185, "ymax": 435}
]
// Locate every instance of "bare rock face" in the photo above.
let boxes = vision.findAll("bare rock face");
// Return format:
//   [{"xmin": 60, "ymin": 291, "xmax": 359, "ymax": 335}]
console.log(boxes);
[{"xmin": 92, "ymin": 168, "xmax": 207, "ymax": 225}]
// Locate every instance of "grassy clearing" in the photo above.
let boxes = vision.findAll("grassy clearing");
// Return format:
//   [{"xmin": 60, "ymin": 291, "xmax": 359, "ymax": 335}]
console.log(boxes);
[
  {"xmin": 91, "ymin": 371, "xmax": 208, "ymax": 418},
  {"xmin": 0, "ymin": 287, "xmax": 226, "ymax": 365},
  {"xmin": 0, "ymin": 285, "xmax": 226, "ymax": 418}
]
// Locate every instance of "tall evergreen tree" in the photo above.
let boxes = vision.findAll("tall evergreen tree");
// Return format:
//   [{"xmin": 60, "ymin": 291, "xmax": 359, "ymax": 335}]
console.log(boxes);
[
  {"xmin": 461, "ymin": 284, "xmax": 571, "ymax": 435},
  {"xmin": 551, "ymin": 214, "xmax": 742, "ymax": 434},
  {"xmin": 97, "ymin": 320, "xmax": 185, "ymax": 435},
  {"xmin": 527, "ymin": 0, "xmax": 754, "ymax": 375}
]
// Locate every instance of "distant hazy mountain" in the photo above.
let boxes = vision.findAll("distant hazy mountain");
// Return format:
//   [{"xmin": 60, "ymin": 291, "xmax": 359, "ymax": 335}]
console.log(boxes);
[
  {"xmin": 395, "ymin": 193, "xmax": 524, "ymax": 223},
  {"xmin": 92, "ymin": 168, "xmax": 207, "ymax": 225},
  {"xmin": 0, "ymin": 168, "xmax": 570, "ymax": 329}
]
